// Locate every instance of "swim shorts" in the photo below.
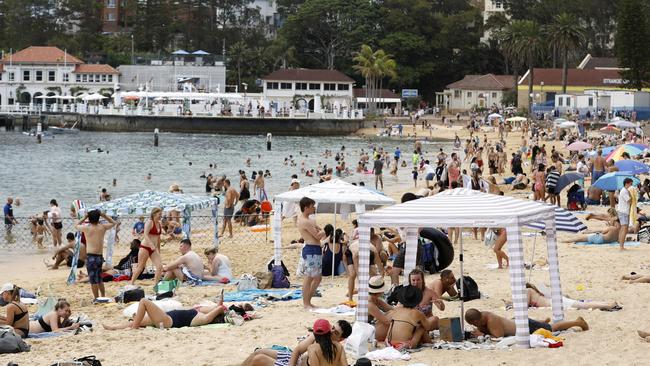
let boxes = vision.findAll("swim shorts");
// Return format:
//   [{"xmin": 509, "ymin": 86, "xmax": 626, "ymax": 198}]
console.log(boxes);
[
  {"xmin": 86, "ymin": 254, "xmax": 104, "ymax": 285},
  {"xmin": 274, "ymin": 351, "xmax": 291, "ymax": 366},
  {"xmin": 223, "ymin": 207, "xmax": 235, "ymax": 219},
  {"xmin": 52, "ymin": 222, "xmax": 63, "ymax": 230},
  {"xmin": 618, "ymin": 212, "xmax": 630, "ymax": 226},
  {"xmin": 528, "ymin": 318, "xmax": 552, "ymax": 333},
  {"xmin": 300, "ymin": 245, "xmax": 322, "ymax": 278},
  {"xmin": 587, "ymin": 233, "xmax": 605, "ymax": 244}
]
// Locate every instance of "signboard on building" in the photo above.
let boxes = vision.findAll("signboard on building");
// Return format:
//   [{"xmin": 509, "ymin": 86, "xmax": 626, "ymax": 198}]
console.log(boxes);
[{"xmin": 401, "ymin": 89, "xmax": 418, "ymax": 98}]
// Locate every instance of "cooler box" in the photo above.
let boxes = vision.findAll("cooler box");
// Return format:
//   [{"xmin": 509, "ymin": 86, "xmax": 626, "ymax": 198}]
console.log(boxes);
[{"xmin": 439, "ymin": 317, "xmax": 463, "ymax": 342}]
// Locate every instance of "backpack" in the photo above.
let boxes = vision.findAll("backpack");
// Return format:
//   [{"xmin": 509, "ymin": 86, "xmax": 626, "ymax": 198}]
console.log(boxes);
[
  {"xmin": 267, "ymin": 259, "xmax": 290, "ymax": 277},
  {"xmin": 115, "ymin": 287, "xmax": 145, "ymax": 303},
  {"xmin": 271, "ymin": 265, "xmax": 290, "ymax": 288},
  {"xmin": 421, "ymin": 241, "xmax": 436, "ymax": 274},
  {"xmin": 0, "ymin": 328, "xmax": 30, "ymax": 354},
  {"xmin": 456, "ymin": 276, "xmax": 480, "ymax": 301}
]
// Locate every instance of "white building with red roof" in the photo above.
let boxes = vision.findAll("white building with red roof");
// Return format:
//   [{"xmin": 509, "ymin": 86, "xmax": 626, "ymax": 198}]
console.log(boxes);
[
  {"xmin": 0, "ymin": 46, "xmax": 119, "ymax": 105},
  {"xmin": 438, "ymin": 73, "xmax": 515, "ymax": 112}
]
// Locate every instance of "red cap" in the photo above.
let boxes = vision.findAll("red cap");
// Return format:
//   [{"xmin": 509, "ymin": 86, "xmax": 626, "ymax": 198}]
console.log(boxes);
[{"xmin": 313, "ymin": 319, "xmax": 332, "ymax": 335}]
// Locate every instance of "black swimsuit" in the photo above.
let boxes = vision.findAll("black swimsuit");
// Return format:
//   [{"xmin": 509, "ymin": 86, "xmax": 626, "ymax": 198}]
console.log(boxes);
[
  {"xmin": 38, "ymin": 316, "xmax": 53, "ymax": 332},
  {"xmin": 11, "ymin": 302, "xmax": 29, "ymax": 338},
  {"xmin": 166, "ymin": 309, "xmax": 198, "ymax": 328}
]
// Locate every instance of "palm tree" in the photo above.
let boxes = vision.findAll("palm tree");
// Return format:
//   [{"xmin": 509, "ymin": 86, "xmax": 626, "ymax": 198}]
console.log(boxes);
[
  {"xmin": 497, "ymin": 21, "xmax": 525, "ymax": 106},
  {"xmin": 228, "ymin": 41, "xmax": 248, "ymax": 89},
  {"xmin": 375, "ymin": 50, "xmax": 397, "ymax": 110},
  {"xmin": 546, "ymin": 13, "xmax": 586, "ymax": 94},
  {"xmin": 353, "ymin": 44, "xmax": 378, "ymax": 114},
  {"xmin": 512, "ymin": 20, "xmax": 545, "ymax": 112}
]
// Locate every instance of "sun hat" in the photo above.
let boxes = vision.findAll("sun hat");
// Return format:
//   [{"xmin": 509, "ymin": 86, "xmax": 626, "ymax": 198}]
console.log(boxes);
[
  {"xmin": 399, "ymin": 285, "xmax": 423, "ymax": 308},
  {"xmin": 368, "ymin": 276, "xmax": 386, "ymax": 294},
  {"xmin": 313, "ymin": 319, "xmax": 332, "ymax": 335},
  {"xmin": 0, "ymin": 283, "xmax": 14, "ymax": 294},
  {"xmin": 291, "ymin": 179, "xmax": 300, "ymax": 185}
]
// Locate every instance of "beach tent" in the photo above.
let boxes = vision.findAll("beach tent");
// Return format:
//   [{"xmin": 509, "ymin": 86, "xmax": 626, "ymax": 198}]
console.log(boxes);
[
  {"xmin": 272, "ymin": 179, "xmax": 395, "ymax": 273},
  {"xmin": 356, "ymin": 188, "xmax": 562, "ymax": 348},
  {"xmin": 90, "ymin": 190, "xmax": 220, "ymax": 265}
]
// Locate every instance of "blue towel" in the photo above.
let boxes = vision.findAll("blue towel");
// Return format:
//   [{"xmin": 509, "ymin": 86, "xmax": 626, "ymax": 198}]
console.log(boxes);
[
  {"xmin": 224, "ymin": 289, "xmax": 303, "ymax": 302},
  {"xmin": 575, "ymin": 241, "xmax": 641, "ymax": 247},
  {"xmin": 28, "ymin": 331, "xmax": 69, "ymax": 339}
]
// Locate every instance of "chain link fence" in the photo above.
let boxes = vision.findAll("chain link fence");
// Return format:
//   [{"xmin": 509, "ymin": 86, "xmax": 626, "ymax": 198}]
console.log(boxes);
[{"xmin": 0, "ymin": 214, "xmax": 273, "ymax": 251}]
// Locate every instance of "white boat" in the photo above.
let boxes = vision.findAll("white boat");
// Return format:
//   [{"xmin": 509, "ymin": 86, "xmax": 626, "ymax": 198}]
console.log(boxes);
[{"xmin": 49, "ymin": 126, "xmax": 80, "ymax": 134}]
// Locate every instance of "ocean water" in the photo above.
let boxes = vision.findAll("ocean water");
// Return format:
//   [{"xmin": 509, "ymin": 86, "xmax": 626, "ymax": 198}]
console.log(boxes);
[{"xmin": 0, "ymin": 130, "xmax": 450, "ymax": 215}]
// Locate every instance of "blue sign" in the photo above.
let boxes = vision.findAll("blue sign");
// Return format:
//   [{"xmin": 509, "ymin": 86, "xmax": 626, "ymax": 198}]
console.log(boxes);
[{"xmin": 402, "ymin": 89, "xmax": 418, "ymax": 98}]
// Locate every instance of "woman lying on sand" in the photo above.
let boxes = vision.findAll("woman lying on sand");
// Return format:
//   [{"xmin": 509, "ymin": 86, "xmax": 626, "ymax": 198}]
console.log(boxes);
[
  {"xmin": 29, "ymin": 299, "xmax": 80, "ymax": 333},
  {"xmin": 621, "ymin": 273, "xmax": 650, "ymax": 283},
  {"xmin": 505, "ymin": 283, "xmax": 620, "ymax": 311}
]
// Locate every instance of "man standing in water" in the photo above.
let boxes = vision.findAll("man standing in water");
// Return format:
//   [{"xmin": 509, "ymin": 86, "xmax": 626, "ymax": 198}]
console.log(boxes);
[
  {"xmin": 373, "ymin": 155, "xmax": 384, "ymax": 190},
  {"xmin": 297, "ymin": 197, "xmax": 326, "ymax": 309},
  {"xmin": 254, "ymin": 170, "xmax": 268, "ymax": 201},
  {"xmin": 3, "ymin": 197, "xmax": 16, "ymax": 234},
  {"xmin": 221, "ymin": 179, "xmax": 239, "ymax": 239},
  {"xmin": 75, "ymin": 210, "xmax": 116, "ymax": 299}
]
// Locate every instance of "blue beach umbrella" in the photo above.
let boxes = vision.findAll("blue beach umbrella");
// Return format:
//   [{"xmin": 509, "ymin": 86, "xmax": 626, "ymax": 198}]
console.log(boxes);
[
  {"xmin": 593, "ymin": 171, "xmax": 640, "ymax": 191},
  {"xmin": 614, "ymin": 160, "xmax": 650, "ymax": 175},
  {"xmin": 555, "ymin": 172, "xmax": 584, "ymax": 193}
]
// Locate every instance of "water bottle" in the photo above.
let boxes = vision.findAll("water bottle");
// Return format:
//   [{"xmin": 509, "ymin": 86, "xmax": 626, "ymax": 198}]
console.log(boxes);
[{"xmin": 159, "ymin": 322, "xmax": 164, "ymax": 330}]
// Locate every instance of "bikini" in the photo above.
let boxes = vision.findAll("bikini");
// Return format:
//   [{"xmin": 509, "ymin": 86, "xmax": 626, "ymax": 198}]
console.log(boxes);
[
  {"xmin": 386, "ymin": 318, "xmax": 418, "ymax": 349},
  {"xmin": 38, "ymin": 316, "xmax": 53, "ymax": 332},
  {"xmin": 166, "ymin": 309, "xmax": 198, "ymax": 328},
  {"xmin": 140, "ymin": 222, "xmax": 161, "ymax": 256},
  {"xmin": 11, "ymin": 302, "xmax": 29, "ymax": 338}
]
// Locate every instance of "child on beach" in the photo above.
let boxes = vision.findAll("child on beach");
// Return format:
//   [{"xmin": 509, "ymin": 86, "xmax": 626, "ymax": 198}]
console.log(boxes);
[{"xmin": 412, "ymin": 168, "xmax": 418, "ymax": 187}]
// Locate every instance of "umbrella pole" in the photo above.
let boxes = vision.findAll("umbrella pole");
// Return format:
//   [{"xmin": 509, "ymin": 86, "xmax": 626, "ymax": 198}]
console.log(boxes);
[
  {"xmin": 332, "ymin": 203, "xmax": 337, "ymax": 279},
  {"xmin": 460, "ymin": 229, "xmax": 465, "ymax": 339}
]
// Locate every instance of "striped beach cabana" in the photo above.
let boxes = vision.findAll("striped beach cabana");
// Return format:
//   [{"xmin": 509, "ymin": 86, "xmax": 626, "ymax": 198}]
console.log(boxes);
[{"xmin": 356, "ymin": 188, "xmax": 563, "ymax": 348}]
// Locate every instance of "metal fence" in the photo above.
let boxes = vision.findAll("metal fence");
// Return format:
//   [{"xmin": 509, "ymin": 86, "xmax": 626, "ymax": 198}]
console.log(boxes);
[{"xmin": 0, "ymin": 214, "xmax": 273, "ymax": 251}]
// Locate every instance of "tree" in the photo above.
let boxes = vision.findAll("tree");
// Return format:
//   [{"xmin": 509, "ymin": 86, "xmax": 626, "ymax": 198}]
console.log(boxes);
[
  {"xmin": 616, "ymin": 0, "xmax": 650, "ymax": 90},
  {"xmin": 512, "ymin": 20, "xmax": 545, "ymax": 111},
  {"xmin": 546, "ymin": 13, "xmax": 586, "ymax": 94},
  {"xmin": 353, "ymin": 45, "xmax": 397, "ymax": 115}
]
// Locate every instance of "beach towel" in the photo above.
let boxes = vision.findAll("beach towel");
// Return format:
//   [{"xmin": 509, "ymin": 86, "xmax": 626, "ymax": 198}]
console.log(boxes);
[
  {"xmin": 629, "ymin": 187, "xmax": 638, "ymax": 225},
  {"xmin": 364, "ymin": 347, "xmax": 411, "ymax": 361},
  {"xmin": 223, "ymin": 289, "xmax": 303, "ymax": 302},
  {"xmin": 310, "ymin": 305, "xmax": 355, "ymax": 316},
  {"xmin": 27, "ymin": 331, "xmax": 69, "ymax": 339},
  {"xmin": 194, "ymin": 279, "xmax": 238, "ymax": 287},
  {"xmin": 575, "ymin": 241, "xmax": 640, "ymax": 247}
]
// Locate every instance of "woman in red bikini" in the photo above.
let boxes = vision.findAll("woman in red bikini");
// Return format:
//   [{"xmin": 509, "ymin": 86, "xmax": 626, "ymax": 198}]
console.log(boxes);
[{"xmin": 131, "ymin": 207, "xmax": 163, "ymax": 286}]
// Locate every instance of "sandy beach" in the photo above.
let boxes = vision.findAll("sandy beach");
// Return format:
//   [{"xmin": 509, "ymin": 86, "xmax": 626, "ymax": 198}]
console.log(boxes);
[{"xmin": 2, "ymin": 120, "xmax": 650, "ymax": 366}]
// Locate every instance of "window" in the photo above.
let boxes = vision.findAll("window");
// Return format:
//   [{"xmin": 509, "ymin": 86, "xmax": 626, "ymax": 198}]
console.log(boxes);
[
  {"xmin": 495, "ymin": 1, "xmax": 502, "ymax": 8},
  {"xmin": 101, "ymin": 75, "xmax": 107, "ymax": 82},
  {"xmin": 63, "ymin": 73, "xmax": 69, "ymax": 82},
  {"xmin": 35, "ymin": 70, "xmax": 43, "ymax": 81},
  {"xmin": 106, "ymin": 0, "xmax": 116, "ymax": 7},
  {"xmin": 280, "ymin": 82, "xmax": 292, "ymax": 90},
  {"xmin": 492, "ymin": 92, "xmax": 497, "ymax": 98},
  {"xmin": 108, "ymin": 75, "xmax": 113, "ymax": 82},
  {"xmin": 295, "ymin": 83, "xmax": 307, "ymax": 90},
  {"xmin": 95, "ymin": 74, "xmax": 100, "ymax": 82},
  {"xmin": 588, "ymin": 97, "xmax": 593, "ymax": 107},
  {"xmin": 8, "ymin": 72, "xmax": 14, "ymax": 82},
  {"xmin": 309, "ymin": 83, "xmax": 320, "ymax": 90},
  {"xmin": 76, "ymin": 74, "xmax": 81, "ymax": 82},
  {"xmin": 266, "ymin": 82, "xmax": 278, "ymax": 90},
  {"xmin": 48, "ymin": 71, "xmax": 55, "ymax": 82},
  {"xmin": 324, "ymin": 83, "xmax": 336, "ymax": 91},
  {"xmin": 454, "ymin": 90, "xmax": 461, "ymax": 98},
  {"xmin": 467, "ymin": 91, "xmax": 472, "ymax": 98},
  {"xmin": 566, "ymin": 97, "xmax": 571, "ymax": 106},
  {"xmin": 337, "ymin": 84, "xmax": 349, "ymax": 91},
  {"xmin": 82, "ymin": 74, "xmax": 88, "ymax": 82},
  {"xmin": 558, "ymin": 97, "xmax": 563, "ymax": 106},
  {"xmin": 23, "ymin": 70, "xmax": 30, "ymax": 81}
]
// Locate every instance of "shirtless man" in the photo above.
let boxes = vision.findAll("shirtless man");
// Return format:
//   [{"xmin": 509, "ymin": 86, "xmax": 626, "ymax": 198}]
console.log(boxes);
[
  {"xmin": 203, "ymin": 247, "xmax": 233, "ymax": 282},
  {"xmin": 297, "ymin": 197, "xmax": 327, "ymax": 309},
  {"xmin": 254, "ymin": 171, "xmax": 268, "ymax": 201},
  {"xmin": 46, "ymin": 232, "xmax": 86, "ymax": 270},
  {"xmin": 592, "ymin": 149, "xmax": 606, "ymax": 183},
  {"xmin": 464, "ymin": 308, "xmax": 588, "ymax": 338},
  {"xmin": 163, "ymin": 239, "xmax": 204, "ymax": 281},
  {"xmin": 383, "ymin": 286, "xmax": 434, "ymax": 349},
  {"xmin": 428, "ymin": 269, "xmax": 458, "ymax": 300},
  {"xmin": 566, "ymin": 217, "xmax": 620, "ymax": 244},
  {"xmin": 75, "ymin": 210, "xmax": 116, "ymax": 299},
  {"xmin": 408, "ymin": 269, "xmax": 441, "ymax": 330},
  {"xmin": 221, "ymin": 179, "xmax": 239, "ymax": 239}
]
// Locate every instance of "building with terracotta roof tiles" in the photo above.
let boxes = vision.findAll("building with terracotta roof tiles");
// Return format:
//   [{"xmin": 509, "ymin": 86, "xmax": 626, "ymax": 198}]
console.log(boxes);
[
  {"xmin": 437, "ymin": 73, "xmax": 515, "ymax": 112},
  {"xmin": 0, "ymin": 46, "xmax": 118, "ymax": 105},
  {"xmin": 261, "ymin": 69, "xmax": 355, "ymax": 113}
]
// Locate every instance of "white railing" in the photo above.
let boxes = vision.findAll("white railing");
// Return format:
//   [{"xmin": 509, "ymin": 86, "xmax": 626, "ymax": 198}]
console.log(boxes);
[{"xmin": 0, "ymin": 104, "xmax": 42, "ymax": 115}]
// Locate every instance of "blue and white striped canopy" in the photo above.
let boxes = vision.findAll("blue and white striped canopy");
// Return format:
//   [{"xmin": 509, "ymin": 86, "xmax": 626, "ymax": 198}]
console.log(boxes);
[{"xmin": 526, "ymin": 204, "xmax": 587, "ymax": 233}]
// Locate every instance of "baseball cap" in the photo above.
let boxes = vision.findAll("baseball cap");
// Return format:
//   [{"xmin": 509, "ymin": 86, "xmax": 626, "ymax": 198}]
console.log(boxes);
[{"xmin": 313, "ymin": 319, "xmax": 332, "ymax": 335}]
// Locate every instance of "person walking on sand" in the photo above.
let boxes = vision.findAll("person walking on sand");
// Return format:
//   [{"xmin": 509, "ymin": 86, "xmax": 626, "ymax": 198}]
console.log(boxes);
[
  {"xmin": 221, "ymin": 179, "xmax": 239, "ymax": 239},
  {"xmin": 130, "ymin": 208, "xmax": 164, "ymax": 287},
  {"xmin": 616, "ymin": 178, "xmax": 635, "ymax": 250},
  {"xmin": 75, "ymin": 209, "xmax": 116, "ymax": 299},
  {"xmin": 297, "ymin": 197, "xmax": 326, "ymax": 310}
]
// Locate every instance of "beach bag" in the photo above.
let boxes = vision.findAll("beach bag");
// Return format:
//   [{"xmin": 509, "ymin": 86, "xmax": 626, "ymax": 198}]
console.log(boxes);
[
  {"xmin": 271, "ymin": 265, "xmax": 290, "ymax": 288},
  {"xmin": 0, "ymin": 328, "xmax": 30, "ymax": 354},
  {"xmin": 638, "ymin": 226, "xmax": 650, "ymax": 243},
  {"xmin": 456, "ymin": 276, "xmax": 480, "ymax": 301},
  {"xmin": 344, "ymin": 321, "xmax": 375, "ymax": 358},
  {"xmin": 237, "ymin": 274, "xmax": 259, "ymax": 291},
  {"xmin": 254, "ymin": 271, "xmax": 273, "ymax": 289},
  {"xmin": 115, "ymin": 287, "xmax": 145, "ymax": 303},
  {"xmin": 267, "ymin": 259, "xmax": 290, "ymax": 277},
  {"xmin": 155, "ymin": 279, "xmax": 179, "ymax": 295},
  {"xmin": 484, "ymin": 229, "xmax": 498, "ymax": 248}
]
